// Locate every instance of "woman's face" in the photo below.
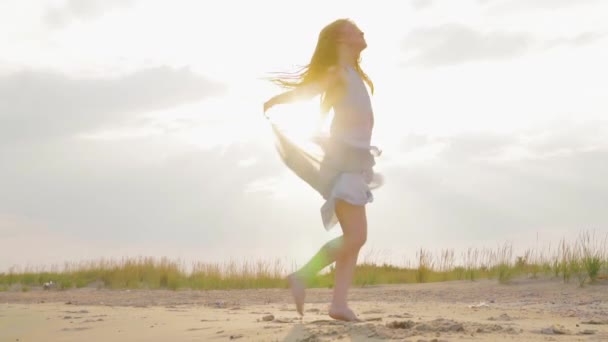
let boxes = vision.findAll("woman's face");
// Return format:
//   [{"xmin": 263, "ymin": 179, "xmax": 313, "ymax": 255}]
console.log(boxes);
[{"xmin": 339, "ymin": 22, "xmax": 367, "ymax": 53}]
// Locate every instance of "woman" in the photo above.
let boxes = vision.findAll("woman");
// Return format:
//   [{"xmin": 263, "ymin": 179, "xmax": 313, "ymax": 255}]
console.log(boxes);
[{"xmin": 263, "ymin": 18, "xmax": 383, "ymax": 322}]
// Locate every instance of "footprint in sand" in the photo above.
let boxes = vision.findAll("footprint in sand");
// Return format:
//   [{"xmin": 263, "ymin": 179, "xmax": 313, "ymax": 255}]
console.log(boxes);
[
  {"xmin": 540, "ymin": 324, "xmax": 571, "ymax": 335},
  {"xmin": 64, "ymin": 310, "xmax": 89, "ymax": 314},
  {"xmin": 364, "ymin": 317, "xmax": 383, "ymax": 322},
  {"xmin": 487, "ymin": 313, "xmax": 516, "ymax": 321},
  {"xmin": 80, "ymin": 318, "xmax": 104, "ymax": 323},
  {"xmin": 581, "ymin": 319, "xmax": 608, "ymax": 325},
  {"xmin": 273, "ymin": 317, "xmax": 296, "ymax": 323},
  {"xmin": 61, "ymin": 327, "xmax": 92, "ymax": 332},
  {"xmin": 362, "ymin": 309, "xmax": 384, "ymax": 314},
  {"xmin": 388, "ymin": 313, "xmax": 413, "ymax": 319},
  {"xmin": 261, "ymin": 314, "xmax": 274, "ymax": 321},
  {"xmin": 185, "ymin": 327, "xmax": 211, "ymax": 332},
  {"xmin": 385, "ymin": 317, "xmax": 519, "ymax": 337}
]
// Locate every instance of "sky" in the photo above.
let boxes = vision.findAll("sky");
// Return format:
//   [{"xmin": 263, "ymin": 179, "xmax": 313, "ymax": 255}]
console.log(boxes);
[{"xmin": 1, "ymin": 0, "xmax": 607, "ymax": 272}]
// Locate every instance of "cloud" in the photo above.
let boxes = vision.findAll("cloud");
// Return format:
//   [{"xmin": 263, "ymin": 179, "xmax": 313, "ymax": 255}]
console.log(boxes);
[
  {"xmin": 0, "ymin": 125, "xmax": 327, "ymax": 271},
  {"xmin": 0, "ymin": 137, "xmax": 280, "ymax": 243},
  {"xmin": 434, "ymin": 132, "xmax": 516, "ymax": 162},
  {"xmin": 394, "ymin": 120, "xmax": 608, "ymax": 164},
  {"xmin": 480, "ymin": 0, "xmax": 601, "ymax": 13},
  {"xmin": 2, "ymin": 116, "xmax": 607, "ymax": 269},
  {"xmin": 402, "ymin": 24, "xmax": 534, "ymax": 67},
  {"xmin": 542, "ymin": 32, "xmax": 607, "ymax": 50},
  {"xmin": 0, "ymin": 66, "xmax": 224, "ymax": 145},
  {"xmin": 379, "ymin": 120, "xmax": 608, "ymax": 241},
  {"xmin": 401, "ymin": 23, "xmax": 604, "ymax": 67},
  {"xmin": 411, "ymin": 0, "xmax": 434, "ymax": 10},
  {"xmin": 43, "ymin": 0, "xmax": 135, "ymax": 29}
]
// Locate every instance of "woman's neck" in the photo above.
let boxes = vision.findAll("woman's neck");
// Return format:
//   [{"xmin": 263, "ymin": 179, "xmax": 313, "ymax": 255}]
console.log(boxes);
[{"xmin": 337, "ymin": 47, "xmax": 358, "ymax": 69}]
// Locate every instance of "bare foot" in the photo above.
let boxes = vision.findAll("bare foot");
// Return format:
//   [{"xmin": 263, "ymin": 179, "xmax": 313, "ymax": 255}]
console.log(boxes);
[
  {"xmin": 329, "ymin": 305, "xmax": 361, "ymax": 322},
  {"xmin": 287, "ymin": 273, "xmax": 306, "ymax": 316}
]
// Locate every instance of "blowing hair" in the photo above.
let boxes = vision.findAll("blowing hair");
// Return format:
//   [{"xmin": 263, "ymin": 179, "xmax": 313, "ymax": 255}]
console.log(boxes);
[{"xmin": 269, "ymin": 18, "xmax": 374, "ymax": 114}]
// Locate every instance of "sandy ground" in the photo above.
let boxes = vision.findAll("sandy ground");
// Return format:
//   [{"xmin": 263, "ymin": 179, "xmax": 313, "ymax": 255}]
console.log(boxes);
[{"xmin": 1, "ymin": 277, "xmax": 607, "ymax": 341}]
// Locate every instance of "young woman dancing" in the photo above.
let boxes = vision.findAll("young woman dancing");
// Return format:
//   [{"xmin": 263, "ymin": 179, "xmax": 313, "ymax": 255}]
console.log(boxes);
[{"xmin": 263, "ymin": 18, "xmax": 383, "ymax": 322}]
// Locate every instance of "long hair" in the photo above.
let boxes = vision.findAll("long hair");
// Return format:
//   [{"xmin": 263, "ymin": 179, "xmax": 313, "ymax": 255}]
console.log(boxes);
[{"xmin": 269, "ymin": 19, "xmax": 374, "ymax": 115}]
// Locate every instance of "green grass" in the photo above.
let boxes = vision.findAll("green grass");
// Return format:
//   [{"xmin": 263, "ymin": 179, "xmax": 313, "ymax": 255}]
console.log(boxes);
[
  {"xmin": 1, "ymin": 230, "xmax": 606, "ymax": 291},
  {"xmin": 579, "ymin": 230, "xmax": 606, "ymax": 284}
]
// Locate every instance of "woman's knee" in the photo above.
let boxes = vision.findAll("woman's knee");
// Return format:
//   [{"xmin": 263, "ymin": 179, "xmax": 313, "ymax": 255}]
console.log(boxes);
[
  {"xmin": 335, "ymin": 199, "xmax": 368, "ymax": 249},
  {"xmin": 346, "ymin": 230, "xmax": 367, "ymax": 250},
  {"xmin": 342, "ymin": 222, "xmax": 367, "ymax": 250}
]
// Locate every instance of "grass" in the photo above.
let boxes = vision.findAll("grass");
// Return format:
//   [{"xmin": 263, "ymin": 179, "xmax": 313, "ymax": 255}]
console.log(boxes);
[
  {"xmin": 579, "ymin": 230, "xmax": 606, "ymax": 284},
  {"xmin": 1, "ymin": 230, "xmax": 606, "ymax": 291},
  {"xmin": 495, "ymin": 242, "xmax": 514, "ymax": 284}
]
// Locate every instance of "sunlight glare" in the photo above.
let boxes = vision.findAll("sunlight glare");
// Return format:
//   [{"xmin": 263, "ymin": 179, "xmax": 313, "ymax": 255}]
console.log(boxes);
[{"xmin": 268, "ymin": 96, "xmax": 331, "ymax": 144}]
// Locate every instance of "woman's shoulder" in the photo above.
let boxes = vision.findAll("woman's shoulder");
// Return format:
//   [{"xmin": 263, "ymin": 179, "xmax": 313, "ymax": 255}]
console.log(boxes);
[{"xmin": 324, "ymin": 65, "xmax": 348, "ymax": 87}]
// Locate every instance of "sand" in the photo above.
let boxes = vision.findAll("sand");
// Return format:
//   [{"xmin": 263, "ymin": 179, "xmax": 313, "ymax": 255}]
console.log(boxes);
[{"xmin": 1, "ymin": 277, "xmax": 607, "ymax": 341}]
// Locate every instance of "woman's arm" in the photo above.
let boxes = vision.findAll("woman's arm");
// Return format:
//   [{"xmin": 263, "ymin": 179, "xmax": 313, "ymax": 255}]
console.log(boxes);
[{"xmin": 264, "ymin": 66, "xmax": 341, "ymax": 114}]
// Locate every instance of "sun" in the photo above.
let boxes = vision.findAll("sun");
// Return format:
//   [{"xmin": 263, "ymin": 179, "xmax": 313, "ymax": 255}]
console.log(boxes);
[{"xmin": 267, "ymin": 96, "xmax": 333, "ymax": 143}]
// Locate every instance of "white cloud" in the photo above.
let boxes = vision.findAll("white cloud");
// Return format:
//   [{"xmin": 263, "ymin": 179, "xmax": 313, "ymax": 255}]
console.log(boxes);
[
  {"xmin": 542, "ymin": 32, "xmax": 607, "ymax": 50},
  {"xmin": 411, "ymin": 0, "xmax": 434, "ymax": 10},
  {"xmin": 237, "ymin": 157, "xmax": 259, "ymax": 168},
  {"xmin": 402, "ymin": 24, "xmax": 532, "ymax": 67},
  {"xmin": 0, "ymin": 66, "xmax": 224, "ymax": 145},
  {"xmin": 401, "ymin": 22, "xmax": 606, "ymax": 68},
  {"xmin": 480, "ymin": 0, "xmax": 601, "ymax": 13},
  {"xmin": 376, "ymin": 121, "xmax": 608, "ymax": 247},
  {"xmin": 43, "ymin": 0, "xmax": 135, "ymax": 29}
]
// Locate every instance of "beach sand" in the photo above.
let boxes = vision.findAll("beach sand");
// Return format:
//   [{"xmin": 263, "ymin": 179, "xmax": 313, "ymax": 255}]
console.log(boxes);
[{"xmin": 1, "ymin": 277, "xmax": 607, "ymax": 341}]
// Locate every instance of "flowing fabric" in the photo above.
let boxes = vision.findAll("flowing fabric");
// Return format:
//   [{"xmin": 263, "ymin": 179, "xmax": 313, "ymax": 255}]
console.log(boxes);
[
  {"xmin": 267, "ymin": 66, "xmax": 384, "ymax": 231},
  {"xmin": 268, "ymin": 120, "xmax": 384, "ymax": 231}
]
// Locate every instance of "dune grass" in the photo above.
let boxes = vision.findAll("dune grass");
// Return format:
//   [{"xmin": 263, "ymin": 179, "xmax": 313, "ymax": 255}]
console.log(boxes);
[{"xmin": 1, "ymin": 230, "xmax": 606, "ymax": 291}]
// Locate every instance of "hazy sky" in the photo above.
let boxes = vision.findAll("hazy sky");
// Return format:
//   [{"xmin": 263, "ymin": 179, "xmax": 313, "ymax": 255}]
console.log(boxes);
[{"xmin": 1, "ymin": 0, "xmax": 607, "ymax": 271}]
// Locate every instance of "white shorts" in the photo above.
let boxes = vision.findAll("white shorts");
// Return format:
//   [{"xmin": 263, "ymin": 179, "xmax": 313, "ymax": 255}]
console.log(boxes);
[{"xmin": 320, "ymin": 170, "xmax": 383, "ymax": 230}]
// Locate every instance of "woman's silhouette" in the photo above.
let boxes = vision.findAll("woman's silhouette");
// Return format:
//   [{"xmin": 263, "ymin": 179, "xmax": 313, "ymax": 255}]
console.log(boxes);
[{"xmin": 263, "ymin": 18, "xmax": 383, "ymax": 322}]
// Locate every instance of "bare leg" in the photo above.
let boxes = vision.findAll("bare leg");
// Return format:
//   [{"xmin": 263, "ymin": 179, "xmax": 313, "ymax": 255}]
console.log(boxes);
[
  {"xmin": 295, "ymin": 236, "xmax": 344, "ymax": 279},
  {"xmin": 288, "ymin": 236, "xmax": 344, "ymax": 316},
  {"xmin": 287, "ymin": 200, "xmax": 367, "ymax": 320},
  {"xmin": 287, "ymin": 273, "xmax": 306, "ymax": 316},
  {"xmin": 329, "ymin": 199, "xmax": 367, "ymax": 321}
]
